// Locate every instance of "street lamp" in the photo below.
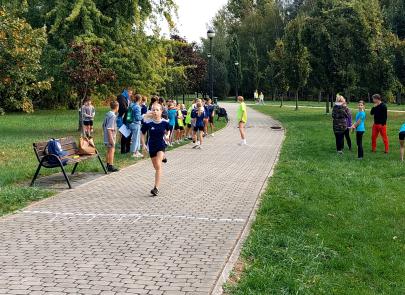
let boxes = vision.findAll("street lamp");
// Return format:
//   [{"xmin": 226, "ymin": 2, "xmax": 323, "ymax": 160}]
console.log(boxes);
[
  {"xmin": 234, "ymin": 62, "xmax": 239, "ymax": 101},
  {"xmin": 207, "ymin": 29, "xmax": 215, "ymax": 103}
]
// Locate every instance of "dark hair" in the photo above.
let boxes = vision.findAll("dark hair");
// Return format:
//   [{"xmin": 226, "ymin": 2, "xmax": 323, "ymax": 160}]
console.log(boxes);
[
  {"xmin": 133, "ymin": 94, "xmax": 142, "ymax": 102},
  {"xmin": 158, "ymin": 97, "xmax": 165, "ymax": 105},
  {"xmin": 358, "ymin": 100, "xmax": 365, "ymax": 104},
  {"xmin": 110, "ymin": 101, "xmax": 119, "ymax": 109},
  {"xmin": 149, "ymin": 96, "xmax": 158, "ymax": 109},
  {"xmin": 372, "ymin": 94, "xmax": 381, "ymax": 101}
]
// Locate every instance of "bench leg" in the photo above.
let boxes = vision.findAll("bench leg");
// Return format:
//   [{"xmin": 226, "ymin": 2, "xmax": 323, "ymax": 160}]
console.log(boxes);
[
  {"xmin": 71, "ymin": 163, "xmax": 79, "ymax": 175},
  {"xmin": 30, "ymin": 164, "xmax": 42, "ymax": 187},
  {"xmin": 60, "ymin": 165, "xmax": 72, "ymax": 189},
  {"xmin": 97, "ymin": 154, "xmax": 108, "ymax": 174}
]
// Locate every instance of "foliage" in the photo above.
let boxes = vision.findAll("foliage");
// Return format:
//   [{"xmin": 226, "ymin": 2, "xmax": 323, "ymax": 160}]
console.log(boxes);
[
  {"xmin": 203, "ymin": 0, "xmax": 405, "ymax": 102},
  {"xmin": 164, "ymin": 35, "xmax": 207, "ymax": 98},
  {"xmin": 0, "ymin": 0, "xmax": 179, "ymax": 111},
  {"xmin": 0, "ymin": 8, "xmax": 51, "ymax": 113},
  {"xmin": 65, "ymin": 41, "xmax": 116, "ymax": 107}
]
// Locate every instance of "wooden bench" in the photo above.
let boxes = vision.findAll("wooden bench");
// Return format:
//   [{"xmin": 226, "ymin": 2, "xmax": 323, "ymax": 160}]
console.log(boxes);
[{"xmin": 30, "ymin": 136, "xmax": 107, "ymax": 189}]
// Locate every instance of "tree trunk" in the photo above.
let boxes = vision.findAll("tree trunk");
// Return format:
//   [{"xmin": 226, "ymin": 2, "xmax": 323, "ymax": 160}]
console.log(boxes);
[
  {"xmin": 295, "ymin": 90, "xmax": 299, "ymax": 110},
  {"xmin": 281, "ymin": 92, "xmax": 285, "ymax": 107},
  {"xmin": 273, "ymin": 89, "xmax": 276, "ymax": 102},
  {"xmin": 368, "ymin": 92, "xmax": 371, "ymax": 103},
  {"xmin": 326, "ymin": 93, "xmax": 330, "ymax": 114},
  {"xmin": 318, "ymin": 90, "xmax": 322, "ymax": 103}
]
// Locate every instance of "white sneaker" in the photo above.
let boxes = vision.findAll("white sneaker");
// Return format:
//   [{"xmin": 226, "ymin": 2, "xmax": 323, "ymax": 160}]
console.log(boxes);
[
  {"xmin": 211, "ymin": 133, "xmax": 215, "ymax": 137},
  {"xmin": 136, "ymin": 152, "xmax": 144, "ymax": 158}
]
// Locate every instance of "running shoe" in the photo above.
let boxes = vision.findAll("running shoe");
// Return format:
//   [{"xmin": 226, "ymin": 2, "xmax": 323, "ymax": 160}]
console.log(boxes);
[
  {"xmin": 162, "ymin": 158, "xmax": 168, "ymax": 163},
  {"xmin": 150, "ymin": 187, "xmax": 159, "ymax": 196},
  {"xmin": 107, "ymin": 165, "xmax": 119, "ymax": 172},
  {"xmin": 192, "ymin": 144, "xmax": 199, "ymax": 149}
]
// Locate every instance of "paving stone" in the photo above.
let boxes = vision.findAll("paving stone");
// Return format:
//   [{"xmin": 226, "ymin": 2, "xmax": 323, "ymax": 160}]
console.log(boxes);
[{"xmin": 0, "ymin": 104, "xmax": 283, "ymax": 294}]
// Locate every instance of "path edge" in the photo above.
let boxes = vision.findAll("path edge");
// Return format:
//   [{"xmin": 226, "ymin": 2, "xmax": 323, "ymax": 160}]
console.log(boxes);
[{"xmin": 211, "ymin": 118, "xmax": 286, "ymax": 295}]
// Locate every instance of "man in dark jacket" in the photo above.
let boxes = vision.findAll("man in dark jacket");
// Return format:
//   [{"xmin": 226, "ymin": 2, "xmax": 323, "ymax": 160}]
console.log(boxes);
[
  {"xmin": 117, "ymin": 89, "xmax": 133, "ymax": 154},
  {"xmin": 370, "ymin": 94, "xmax": 389, "ymax": 153}
]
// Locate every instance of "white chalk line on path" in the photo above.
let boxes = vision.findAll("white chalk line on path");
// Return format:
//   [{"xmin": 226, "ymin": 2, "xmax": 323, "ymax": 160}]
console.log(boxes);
[{"xmin": 22, "ymin": 210, "xmax": 246, "ymax": 224}]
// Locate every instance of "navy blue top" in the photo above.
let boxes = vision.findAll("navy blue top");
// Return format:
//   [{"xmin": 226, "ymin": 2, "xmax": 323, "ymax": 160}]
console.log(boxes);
[
  {"xmin": 141, "ymin": 120, "xmax": 171, "ymax": 151},
  {"xmin": 141, "ymin": 104, "xmax": 148, "ymax": 115},
  {"xmin": 191, "ymin": 109, "xmax": 205, "ymax": 127},
  {"xmin": 207, "ymin": 105, "xmax": 215, "ymax": 117},
  {"xmin": 203, "ymin": 106, "xmax": 209, "ymax": 118}
]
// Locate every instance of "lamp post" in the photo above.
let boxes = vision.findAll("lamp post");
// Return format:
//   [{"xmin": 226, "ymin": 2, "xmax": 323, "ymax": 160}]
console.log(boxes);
[
  {"xmin": 207, "ymin": 29, "xmax": 215, "ymax": 103},
  {"xmin": 234, "ymin": 62, "xmax": 239, "ymax": 101}
]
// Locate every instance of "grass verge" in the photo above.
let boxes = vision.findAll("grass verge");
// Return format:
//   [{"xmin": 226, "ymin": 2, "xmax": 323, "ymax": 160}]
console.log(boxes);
[{"xmin": 226, "ymin": 105, "xmax": 405, "ymax": 294}]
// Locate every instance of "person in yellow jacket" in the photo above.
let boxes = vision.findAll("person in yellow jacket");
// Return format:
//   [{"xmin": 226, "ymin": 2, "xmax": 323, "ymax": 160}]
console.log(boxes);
[{"xmin": 237, "ymin": 96, "xmax": 247, "ymax": 145}]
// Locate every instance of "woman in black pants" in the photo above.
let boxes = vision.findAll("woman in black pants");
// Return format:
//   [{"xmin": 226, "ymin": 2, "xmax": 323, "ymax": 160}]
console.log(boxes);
[{"xmin": 332, "ymin": 95, "xmax": 349, "ymax": 154}]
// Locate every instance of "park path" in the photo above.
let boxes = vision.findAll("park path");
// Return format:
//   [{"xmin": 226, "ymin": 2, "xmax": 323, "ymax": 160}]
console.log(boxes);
[{"xmin": 0, "ymin": 103, "xmax": 284, "ymax": 295}]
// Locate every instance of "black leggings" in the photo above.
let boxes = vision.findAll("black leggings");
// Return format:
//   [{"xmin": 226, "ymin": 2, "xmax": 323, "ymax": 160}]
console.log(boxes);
[
  {"xmin": 334, "ymin": 132, "xmax": 345, "ymax": 152},
  {"xmin": 121, "ymin": 133, "xmax": 131, "ymax": 154},
  {"xmin": 356, "ymin": 131, "xmax": 364, "ymax": 158},
  {"xmin": 344, "ymin": 128, "xmax": 352, "ymax": 150}
]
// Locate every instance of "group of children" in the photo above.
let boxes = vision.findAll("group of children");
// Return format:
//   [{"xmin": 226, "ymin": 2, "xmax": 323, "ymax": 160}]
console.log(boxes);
[
  {"xmin": 101, "ymin": 90, "xmax": 220, "ymax": 196},
  {"xmin": 332, "ymin": 93, "xmax": 405, "ymax": 161}
]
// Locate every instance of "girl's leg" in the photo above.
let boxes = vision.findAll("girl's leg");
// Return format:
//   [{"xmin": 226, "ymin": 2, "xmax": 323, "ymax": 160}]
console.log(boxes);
[
  {"xmin": 151, "ymin": 152, "xmax": 164, "ymax": 188},
  {"xmin": 239, "ymin": 122, "xmax": 245, "ymax": 140},
  {"xmin": 400, "ymin": 140, "xmax": 404, "ymax": 161},
  {"xmin": 356, "ymin": 131, "xmax": 364, "ymax": 158},
  {"xmin": 192, "ymin": 129, "xmax": 197, "ymax": 143},
  {"xmin": 198, "ymin": 129, "xmax": 203, "ymax": 146},
  {"xmin": 344, "ymin": 128, "xmax": 352, "ymax": 150}
]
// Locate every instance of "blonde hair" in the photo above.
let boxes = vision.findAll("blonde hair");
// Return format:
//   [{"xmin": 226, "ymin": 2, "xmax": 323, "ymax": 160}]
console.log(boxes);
[
  {"xmin": 196, "ymin": 102, "xmax": 204, "ymax": 116},
  {"xmin": 336, "ymin": 94, "xmax": 345, "ymax": 103}
]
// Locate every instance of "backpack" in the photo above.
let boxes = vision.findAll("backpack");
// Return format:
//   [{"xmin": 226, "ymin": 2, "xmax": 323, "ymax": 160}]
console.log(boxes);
[
  {"xmin": 125, "ymin": 103, "xmax": 134, "ymax": 124},
  {"xmin": 45, "ymin": 139, "xmax": 69, "ymax": 166}
]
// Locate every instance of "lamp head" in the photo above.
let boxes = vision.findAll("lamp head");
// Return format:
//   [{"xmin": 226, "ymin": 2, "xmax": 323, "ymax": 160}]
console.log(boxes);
[{"xmin": 207, "ymin": 29, "xmax": 216, "ymax": 39}]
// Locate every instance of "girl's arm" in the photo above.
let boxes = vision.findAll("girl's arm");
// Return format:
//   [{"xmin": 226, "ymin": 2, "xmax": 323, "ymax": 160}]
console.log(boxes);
[{"xmin": 141, "ymin": 132, "xmax": 147, "ymax": 150}]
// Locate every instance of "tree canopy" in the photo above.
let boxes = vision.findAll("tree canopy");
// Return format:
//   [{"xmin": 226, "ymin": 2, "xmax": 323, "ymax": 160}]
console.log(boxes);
[{"xmin": 200, "ymin": 0, "xmax": 405, "ymax": 103}]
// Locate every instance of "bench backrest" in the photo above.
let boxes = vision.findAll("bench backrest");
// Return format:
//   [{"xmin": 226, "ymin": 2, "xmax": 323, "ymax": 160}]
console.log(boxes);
[{"xmin": 33, "ymin": 137, "xmax": 79, "ymax": 162}]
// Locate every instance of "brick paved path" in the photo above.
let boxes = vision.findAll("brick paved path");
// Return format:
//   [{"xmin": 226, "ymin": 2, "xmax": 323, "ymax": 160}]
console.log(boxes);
[{"xmin": 0, "ymin": 104, "xmax": 284, "ymax": 295}]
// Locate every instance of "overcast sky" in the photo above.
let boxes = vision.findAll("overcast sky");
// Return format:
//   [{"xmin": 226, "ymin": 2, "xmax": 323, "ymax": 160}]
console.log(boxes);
[{"xmin": 161, "ymin": 0, "xmax": 228, "ymax": 43}]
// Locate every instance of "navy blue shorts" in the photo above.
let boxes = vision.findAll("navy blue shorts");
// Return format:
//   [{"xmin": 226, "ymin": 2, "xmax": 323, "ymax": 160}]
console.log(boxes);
[
  {"xmin": 149, "ymin": 149, "xmax": 165, "ymax": 158},
  {"xmin": 399, "ymin": 132, "xmax": 405, "ymax": 141}
]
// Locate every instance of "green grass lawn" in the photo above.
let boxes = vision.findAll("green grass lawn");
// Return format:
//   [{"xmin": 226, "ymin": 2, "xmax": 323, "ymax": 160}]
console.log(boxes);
[
  {"xmin": 0, "ymin": 107, "xmax": 227, "ymax": 216},
  {"xmin": 259, "ymin": 99, "xmax": 405, "ymax": 111},
  {"xmin": 226, "ymin": 105, "xmax": 405, "ymax": 294}
]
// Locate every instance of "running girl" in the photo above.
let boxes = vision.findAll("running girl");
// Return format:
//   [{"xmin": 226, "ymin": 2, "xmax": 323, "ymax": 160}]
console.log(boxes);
[
  {"xmin": 141, "ymin": 104, "xmax": 171, "ymax": 196},
  {"xmin": 191, "ymin": 102, "xmax": 205, "ymax": 149}
]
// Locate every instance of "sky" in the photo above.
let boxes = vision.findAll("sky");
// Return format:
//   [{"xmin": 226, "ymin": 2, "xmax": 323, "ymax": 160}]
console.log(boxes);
[{"xmin": 161, "ymin": 0, "xmax": 228, "ymax": 43}]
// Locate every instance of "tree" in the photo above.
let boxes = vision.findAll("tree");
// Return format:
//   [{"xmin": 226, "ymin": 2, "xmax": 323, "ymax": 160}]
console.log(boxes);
[
  {"xmin": 0, "ymin": 7, "xmax": 51, "ymax": 113},
  {"xmin": 284, "ymin": 15, "xmax": 311, "ymax": 110},
  {"xmin": 64, "ymin": 41, "xmax": 115, "ymax": 129},
  {"xmin": 268, "ymin": 40, "xmax": 289, "ymax": 106}
]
